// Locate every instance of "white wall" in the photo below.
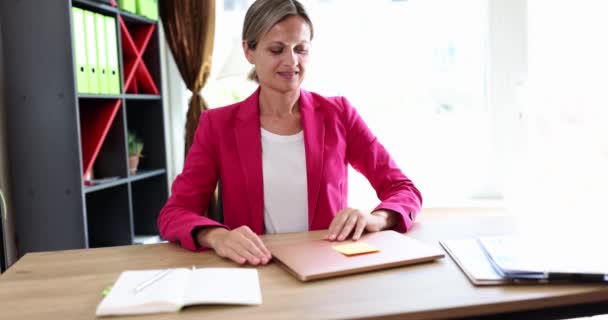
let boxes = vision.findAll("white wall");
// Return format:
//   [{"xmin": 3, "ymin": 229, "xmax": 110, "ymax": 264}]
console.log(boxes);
[
  {"xmin": 159, "ymin": 21, "xmax": 187, "ymax": 186},
  {"xmin": 486, "ymin": 0, "xmax": 528, "ymax": 200},
  {"xmin": 0, "ymin": 19, "xmax": 18, "ymax": 268}
]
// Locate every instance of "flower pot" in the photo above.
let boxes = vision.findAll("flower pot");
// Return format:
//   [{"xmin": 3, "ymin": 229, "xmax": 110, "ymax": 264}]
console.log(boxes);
[{"xmin": 129, "ymin": 155, "xmax": 140, "ymax": 175}]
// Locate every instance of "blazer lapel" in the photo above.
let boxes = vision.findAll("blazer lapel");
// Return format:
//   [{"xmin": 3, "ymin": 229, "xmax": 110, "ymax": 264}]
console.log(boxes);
[
  {"xmin": 300, "ymin": 90, "xmax": 325, "ymax": 227},
  {"xmin": 234, "ymin": 89, "xmax": 264, "ymax": 234}
]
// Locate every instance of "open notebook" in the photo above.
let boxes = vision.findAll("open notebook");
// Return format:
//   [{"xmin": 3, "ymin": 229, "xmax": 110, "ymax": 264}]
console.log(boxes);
[
  {"xmin": 268, "ymin": 230, "xmax": 444, "ymax": 281},
  {"xmin": 96, "ymin": 268, "xmax": 262, "ymax": 317}
]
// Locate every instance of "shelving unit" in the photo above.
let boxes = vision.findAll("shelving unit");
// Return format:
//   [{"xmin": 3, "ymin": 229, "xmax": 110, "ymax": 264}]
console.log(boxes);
[{"xmin": 0, "ymin": 0, "xmax": 168, "ymax": 255}]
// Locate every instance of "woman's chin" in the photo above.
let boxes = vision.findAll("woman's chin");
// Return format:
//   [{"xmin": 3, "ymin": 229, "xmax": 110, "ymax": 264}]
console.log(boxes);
[{"xmin": 263, "ymin": 80, "xmax": 303, "ymax": 93}]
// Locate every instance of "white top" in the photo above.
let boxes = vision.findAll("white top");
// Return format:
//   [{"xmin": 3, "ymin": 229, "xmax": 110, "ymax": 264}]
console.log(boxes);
[{"xmin": 261, "ymin": 128, "xmax": 309, "ymax": 234}]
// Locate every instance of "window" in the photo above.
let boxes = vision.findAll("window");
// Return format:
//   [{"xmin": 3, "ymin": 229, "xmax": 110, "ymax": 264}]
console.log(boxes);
[
  {"xmin": 509, "ymin": 0, "xmax": 608, "ymax": 233},
  {"xmin": 202, "ymin": 0, "xmax": 494, "ymax": 208}
]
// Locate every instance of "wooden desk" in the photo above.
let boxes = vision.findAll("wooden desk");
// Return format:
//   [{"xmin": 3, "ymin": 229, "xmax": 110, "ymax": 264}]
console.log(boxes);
[{"xmin": 1, "ymin": 208, "xmax": 607, "ymax": 319}]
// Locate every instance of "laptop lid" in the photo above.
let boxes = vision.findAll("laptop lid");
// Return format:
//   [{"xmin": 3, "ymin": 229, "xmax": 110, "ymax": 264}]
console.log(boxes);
[{"xmin": 268, "ymin": 230, "xmax": 444, "ymax": 281}]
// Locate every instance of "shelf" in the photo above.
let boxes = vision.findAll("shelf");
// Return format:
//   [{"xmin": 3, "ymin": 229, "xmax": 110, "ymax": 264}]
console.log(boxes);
[
  {"xmin": 120, "ymin": 10, "xmax": 157, "ymax": 25},
  {"xmin": 83, "ymin": 168, "xmax": 165, "ymax": 192},
  {"xmin": 84, "ymin": 177, "xmax": 128, "ymax": 193},
  {"xmin": 128, "ymin": 168, "xmax": 166, "ymax": 182},
  {"xmin": 79, "ymin": 99, "xmax": 122, "ymax": 180},
  {"xmin": 123, "ymin": 94, "xmax": 160, "ymax": 100},
  {"xmin": 133, "ymin": 235, "xmax": 166, "ymax": 245},
  {"xmin": 131, "ymin": 173, "xmax": 168, "ymax": 235},
  {"xmin": 86, "ymin": 184, "xmax": 133, "ymax": 247},
  {"xmin": 78, "ymin": 94, "xmax": 122, "ymax": 99},
  {"xmin": 126, "ymin": 100, "xmax": 166, "ymax": 171},
  {"xmin": 119, "ymin": 16, "xmax": 159, "ymax": 95},
  {"xmin": 72, "ymin": 0, "xmax": 117, "ymax": 15},
  {"xmin": 1, "ymin": 0, "xmax": 168, "ymax": 254},
  {"xmin": 77, "ymin": 94, "xmax": 161, "ymax": 100}
]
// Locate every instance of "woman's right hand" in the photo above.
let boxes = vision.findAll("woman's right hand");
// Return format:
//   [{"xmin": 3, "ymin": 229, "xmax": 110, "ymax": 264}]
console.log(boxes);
[{"xmin": 197, "ymin": 226, "xmax": 272, "ymax": 265}]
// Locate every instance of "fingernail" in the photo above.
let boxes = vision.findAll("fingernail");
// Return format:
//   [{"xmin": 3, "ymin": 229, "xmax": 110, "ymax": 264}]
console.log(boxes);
[{"xmin": 329, "ymin": 235, "xmax": 335, "ymax": 240}]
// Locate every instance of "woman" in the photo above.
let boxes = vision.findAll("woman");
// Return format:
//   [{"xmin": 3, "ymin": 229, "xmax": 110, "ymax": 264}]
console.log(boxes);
[{"xmin": 158, "ymin": 0, "xmax": 422, "ymax": 266}]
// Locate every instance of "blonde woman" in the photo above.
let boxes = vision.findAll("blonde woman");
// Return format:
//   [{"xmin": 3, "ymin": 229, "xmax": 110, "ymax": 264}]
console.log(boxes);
[{"xmin": 159, "ymin": 0, "xmax": 422, "ymax": 266}]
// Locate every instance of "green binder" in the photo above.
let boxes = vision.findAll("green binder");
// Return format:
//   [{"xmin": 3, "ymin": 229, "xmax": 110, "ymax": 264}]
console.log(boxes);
[
  {"xmin": 105, "ymin": 16, "xmax": 121, "ymax": 95},
  {"xmin": 119, "ymin": 0, "xmax": 136, "ymax": 13},
  {"xmin": 71, "ymin": 7, "xmax": 88, "ymax": 93},
  {"xmin": 84, "ymin": 10, "xmax": 99, "ymax": 94},
  {"xmin": 95, "ymin": 13, "xmax": 109, "ymax": 94},
  {"xmin": 137, "ymin": 0, "xmax": 158, "ymax": 21}
]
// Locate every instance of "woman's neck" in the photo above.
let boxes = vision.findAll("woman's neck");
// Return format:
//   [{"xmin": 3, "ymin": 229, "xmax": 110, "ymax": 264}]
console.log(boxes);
[{"xmin": 258, "ymin": 88, "xmax": 300, "ymax": 118}]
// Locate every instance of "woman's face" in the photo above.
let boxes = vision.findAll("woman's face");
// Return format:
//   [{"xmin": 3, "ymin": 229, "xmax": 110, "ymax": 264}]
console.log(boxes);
[{"xmin": 244, "ymin": 16, "xmax": 311, "ymax": 94}]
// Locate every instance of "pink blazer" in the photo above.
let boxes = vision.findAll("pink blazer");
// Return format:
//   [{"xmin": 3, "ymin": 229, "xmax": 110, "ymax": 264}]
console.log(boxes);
[{"xmin": 158, "ymin": 88, "xmax": 422, "ymax": 251}]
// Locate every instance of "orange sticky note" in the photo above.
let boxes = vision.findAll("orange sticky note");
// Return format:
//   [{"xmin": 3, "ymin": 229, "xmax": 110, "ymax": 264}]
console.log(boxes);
[{"xmin": 332, "ymin": 242, "xmax": 380, "ymax": 256}]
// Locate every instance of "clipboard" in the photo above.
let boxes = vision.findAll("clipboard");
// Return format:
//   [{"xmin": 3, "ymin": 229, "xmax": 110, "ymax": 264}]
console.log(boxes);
[
  {"xmin": 268, "ymin": 230, "xmax": 444, "ymax": 282},
  {"xmin": 441, "ymin": 238, "xmax": 608, "ymax": 286}
]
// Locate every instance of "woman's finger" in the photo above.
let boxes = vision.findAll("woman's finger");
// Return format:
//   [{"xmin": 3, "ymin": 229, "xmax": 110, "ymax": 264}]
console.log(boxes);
[
  {"xmin": 241, "ymin": 228, "xmax": 272, "ymax": 260},
  {"xmin": 337, "ymin": 214, "xmax": 358, "ymax": 241},
  {"xmin": 223, "ymin": 247, "xmax": 247, "ymax": 265},
  {"xmin": 230, "ymin": 240, "xmax": 261, "ymax": 265},
  {"xmin": 352, "ymin": 214, "xmax": 367, "ymax": 240},
  {"xmin": 326, "ymin": 211, "xmax": 343, "ymax": 239},
  {"xmin": 236, "ymin": 233, "xmax": 267, "ymax": 263},
  {"xmin": 246, "ymin": 233, "xmax": 272, "ymax": 264},
  {"xmin": 327, "ymin": 209, "xmax": 352, "ymax": 240}
]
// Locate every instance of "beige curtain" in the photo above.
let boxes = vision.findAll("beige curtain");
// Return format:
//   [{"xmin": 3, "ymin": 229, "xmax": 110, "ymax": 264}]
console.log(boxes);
[{"xmin": 159, "ymin": 0, "xmax": 220, "ymax": 219}]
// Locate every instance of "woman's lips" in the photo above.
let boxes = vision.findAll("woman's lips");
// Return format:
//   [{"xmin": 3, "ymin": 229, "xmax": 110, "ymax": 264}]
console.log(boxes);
[{"xmin": 277, "ymin": 71, "xmax": 298, "ymax": 80}]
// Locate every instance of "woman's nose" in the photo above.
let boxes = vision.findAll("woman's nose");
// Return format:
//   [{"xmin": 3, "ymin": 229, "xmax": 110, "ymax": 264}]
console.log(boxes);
[{"xmin": 284, "ymin": 49, "xmax": 297, "ymax": 66}]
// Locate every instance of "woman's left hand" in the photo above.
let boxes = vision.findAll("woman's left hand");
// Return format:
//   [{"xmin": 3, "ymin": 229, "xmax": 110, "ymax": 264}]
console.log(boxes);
[{"xmin": 325, "ymin": 208, "xmax": 397, "ymax": 241}]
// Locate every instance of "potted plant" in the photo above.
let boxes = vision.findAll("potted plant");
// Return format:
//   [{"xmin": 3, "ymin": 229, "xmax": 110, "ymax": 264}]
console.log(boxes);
[{"xmin": 128, "ymin": 131, "xmax": 144, "ymax": 175}]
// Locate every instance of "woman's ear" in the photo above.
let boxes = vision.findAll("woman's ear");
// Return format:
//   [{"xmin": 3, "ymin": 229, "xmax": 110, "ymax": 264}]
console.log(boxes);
[{"xmin": 242, "ymin": 40, "xmax": 255, "ymax": 64}]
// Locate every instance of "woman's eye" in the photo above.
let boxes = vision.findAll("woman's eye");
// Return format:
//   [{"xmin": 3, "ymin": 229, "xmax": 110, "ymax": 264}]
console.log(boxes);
[{"xmin": 270, "ymin": 48, "xmax": 282, "ymax": 54}]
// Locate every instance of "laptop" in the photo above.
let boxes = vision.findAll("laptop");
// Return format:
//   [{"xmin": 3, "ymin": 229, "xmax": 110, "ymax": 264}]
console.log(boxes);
[{"xmin": 267, "ymin": 230, "xmax": 444, "ymax": 281}]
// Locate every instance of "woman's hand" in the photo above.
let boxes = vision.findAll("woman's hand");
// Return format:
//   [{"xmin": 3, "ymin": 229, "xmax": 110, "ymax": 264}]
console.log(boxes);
[
  {"xmin": 197, "ymin": 226, "xmax": 272, "ymax": 265},
  {"xmin": 325, "ymin": 208, "xmax": 397, "ymax": 241}
]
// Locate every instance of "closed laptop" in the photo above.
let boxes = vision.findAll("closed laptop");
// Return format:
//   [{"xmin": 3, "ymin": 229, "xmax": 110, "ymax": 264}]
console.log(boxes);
[{"xmin": 268, "ymin": 230, "xmax": 444, "ymax": 281}]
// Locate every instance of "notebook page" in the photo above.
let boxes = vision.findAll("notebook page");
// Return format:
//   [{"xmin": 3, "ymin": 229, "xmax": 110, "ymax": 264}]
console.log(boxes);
[
  {"xmin": 183, "ymin": 268, "xmax": 262, "ymax": 306},
  {"xmin": 96, "ymin": 268, "xmax": 189, "ymax": 316}
]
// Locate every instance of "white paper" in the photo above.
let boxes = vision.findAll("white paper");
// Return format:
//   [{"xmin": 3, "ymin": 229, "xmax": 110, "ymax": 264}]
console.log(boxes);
[
  {"xmin": 478, "ymin": 236, "xmax": 608, "ymax": 275},
  {"xmin": 183, "ymin": 268, "xmax": 262, "ymax": 306}
]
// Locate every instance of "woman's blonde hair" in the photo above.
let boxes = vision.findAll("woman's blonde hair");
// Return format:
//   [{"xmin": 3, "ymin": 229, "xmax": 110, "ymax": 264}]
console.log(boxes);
[{"xmin": 242, "ymin": 0, "xmax": 314, "ymax": 82}]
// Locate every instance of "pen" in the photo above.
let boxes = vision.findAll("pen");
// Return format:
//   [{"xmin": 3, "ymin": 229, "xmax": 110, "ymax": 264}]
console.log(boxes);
[{"xmin": 133, "ymin": 269, "xmax": 172, "ymax": 294}]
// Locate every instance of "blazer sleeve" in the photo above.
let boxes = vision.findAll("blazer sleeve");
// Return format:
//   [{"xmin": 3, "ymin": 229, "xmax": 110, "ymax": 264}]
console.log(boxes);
[
  {"xmin": 341, "ymin": 97, "xmax": 423, "ymax": 232},
  {"xmin": 157, "ymin": 111, "xmax": 226, "ymax": 251}
]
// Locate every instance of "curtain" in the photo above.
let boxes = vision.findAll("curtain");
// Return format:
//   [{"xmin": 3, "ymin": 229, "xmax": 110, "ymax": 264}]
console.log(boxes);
[
  {"xmin": 159, "ymin": 0, "xmax": 221, "ymax": 219},
  {"xmin": 159, "ymin": 0, "xmax": 215, "ymax": 154}
]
